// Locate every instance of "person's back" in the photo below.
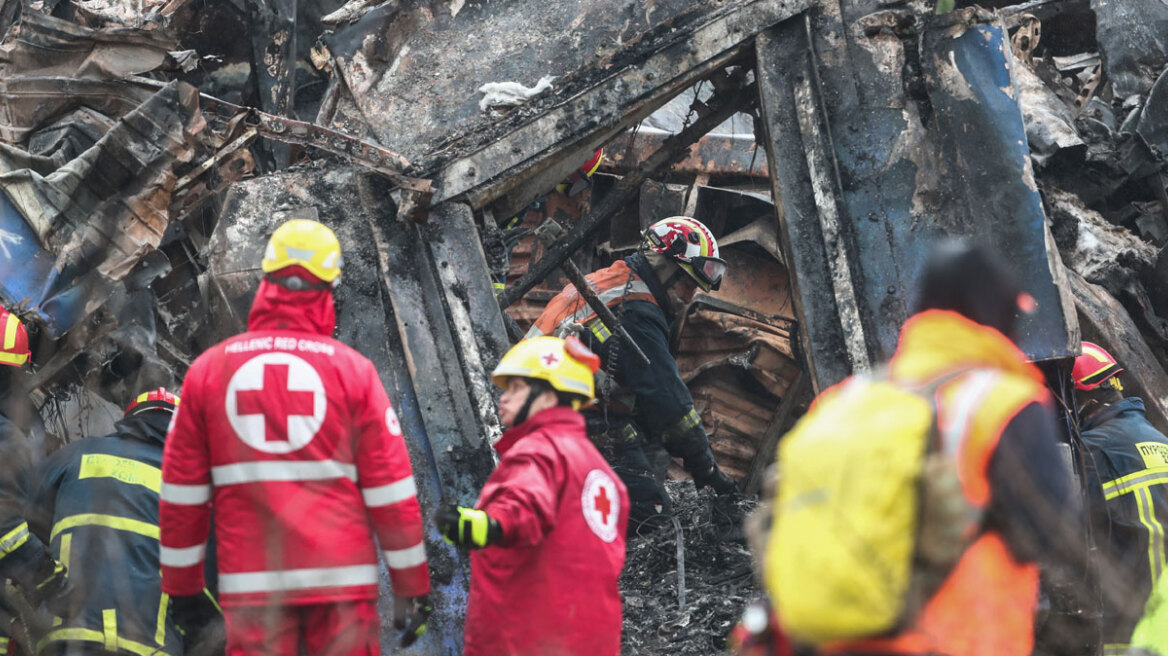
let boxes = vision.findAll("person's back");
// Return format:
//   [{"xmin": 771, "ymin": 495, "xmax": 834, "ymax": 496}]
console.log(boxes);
[
  {"xmin": 160, "ymin": 220, "xmax": 430, "ymax": 655},
  {"xmin": 1073, "ymin": 342, "xmax": 1168, "ymax": 652},
  {"xmin": 28, "ymin": 392, "xmax": 188, "ymax": 656},
  {"xmin": 806, "ymin": 241, "xmax": 1077, "ymax": 656}
]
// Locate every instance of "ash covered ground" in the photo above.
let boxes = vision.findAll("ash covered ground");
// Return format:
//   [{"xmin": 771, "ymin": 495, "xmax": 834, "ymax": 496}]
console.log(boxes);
[{"xmin": 621, "ymin": 481, "xmax": 760, "ymax": 655}]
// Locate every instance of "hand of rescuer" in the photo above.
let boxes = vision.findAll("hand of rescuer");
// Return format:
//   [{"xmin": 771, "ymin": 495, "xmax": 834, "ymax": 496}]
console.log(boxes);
[
  {"xmin": 435, "ymin": 505, "xmax": 502, "ymax": 549},
  {"xmin": 172, "ymin": 589, "xmax": 223, "ymax": 649},
  {"xmin": 27, "ymin": 559, "xmax": 84, "ymax": 619},
  {"xmin": 393, "ymin": 593, "xmax": 432, "ymax": 647}
]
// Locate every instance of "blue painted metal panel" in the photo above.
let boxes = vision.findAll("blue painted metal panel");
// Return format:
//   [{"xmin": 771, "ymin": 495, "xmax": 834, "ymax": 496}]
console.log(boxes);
[
  {"xmin": 0, "ymin": 192, "xmax": 93, "ymax": 336},
  {"xmin": 758, "ymin": 9, "xmax": 1076, "ymax": 391}
]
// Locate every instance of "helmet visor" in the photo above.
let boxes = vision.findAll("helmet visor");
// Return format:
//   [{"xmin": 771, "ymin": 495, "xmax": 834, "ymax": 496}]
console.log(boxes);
[{"xmin": 691, "ymin": 256, "xmax": 727, "ymax": 291}]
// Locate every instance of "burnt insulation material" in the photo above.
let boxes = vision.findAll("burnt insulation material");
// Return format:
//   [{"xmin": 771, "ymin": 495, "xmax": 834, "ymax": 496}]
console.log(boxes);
[{"xmin": 621, "ymin": 481, "xmax": 759, "ymax": 655}]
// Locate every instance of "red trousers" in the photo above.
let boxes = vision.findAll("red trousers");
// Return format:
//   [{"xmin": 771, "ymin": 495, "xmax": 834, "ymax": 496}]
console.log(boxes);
[{"xmin": 224, "ymin": 600, "xmax": 380, "ymax": 656}]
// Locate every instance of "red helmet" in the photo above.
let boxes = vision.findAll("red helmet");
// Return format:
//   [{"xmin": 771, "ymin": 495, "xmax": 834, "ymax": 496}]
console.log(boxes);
[
  {"xmin": 556, "ymin": 148, "xmax": 604, "ymax": 196},
  {"xmin": 125, "ymin": 388, "xmax": 181, "ymax": 417},
  {"xmin": 1073, "ymin": 342, "xmax": 1124, "ymax": 391},
  {"xmin": 643, "ymin": 216, "xmax": 727, "ymax": 292},
  {"xmin": 0, "ymin": 308, "xmax": 30, "ymax": 368}
]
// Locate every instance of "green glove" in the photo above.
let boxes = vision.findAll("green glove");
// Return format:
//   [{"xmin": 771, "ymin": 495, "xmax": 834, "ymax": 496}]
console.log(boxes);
[{"xmin": 435, "ymin": 505, "xmax": 502, "ymax": 549}]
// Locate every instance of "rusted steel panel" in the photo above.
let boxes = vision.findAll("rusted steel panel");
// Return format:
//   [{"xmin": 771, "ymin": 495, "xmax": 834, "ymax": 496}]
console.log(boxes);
[{"xmin": 605, "ymin": 130, "xmax": 769, "ymax": 178}]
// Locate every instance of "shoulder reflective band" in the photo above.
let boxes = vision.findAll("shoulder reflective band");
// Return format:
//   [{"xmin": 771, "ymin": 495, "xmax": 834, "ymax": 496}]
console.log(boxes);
[
  {"xmin": 384, "ymin": 542, "xmax": 427, "ymax": 569},
  {"xmin": 361, "ymin": 477, "xmax": 417, "ymax": 507},
  {"xmin": 79, "ymin": 454, "xmax": 161, "ymax": 493},
  {"xmin": 219, "ymin": 564, "xmax": 378, "ymax": 594},
  {"xmin": 51, "ymin": 515, "xmax": 159, "ymax": 542},
  {"xmin": 0, "ymin": 523, "xmax": 29, "ymax": 558},
  {"xmin": 1103, "ymin": 467, "xmax": 1168, "ymax": 500},
  {"xmin": 210, "ymin": 460, "xmax": 357, "ymax": 485}
]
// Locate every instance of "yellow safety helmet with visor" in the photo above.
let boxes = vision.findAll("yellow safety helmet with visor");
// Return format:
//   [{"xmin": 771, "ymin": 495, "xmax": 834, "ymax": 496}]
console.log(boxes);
[
  {"xmin": 491, "ymin": 336, "xmax": 601, "ymax": 408},
  {"xmin": 261, "ymin": 219, "xmax": 344, "ymax": 284}
]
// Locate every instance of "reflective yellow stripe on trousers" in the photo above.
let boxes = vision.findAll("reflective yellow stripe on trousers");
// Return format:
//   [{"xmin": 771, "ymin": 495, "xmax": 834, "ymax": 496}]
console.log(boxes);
[{"xmin": 1102, "ymin": 643, "xmax": 1130, "ymax": 656}]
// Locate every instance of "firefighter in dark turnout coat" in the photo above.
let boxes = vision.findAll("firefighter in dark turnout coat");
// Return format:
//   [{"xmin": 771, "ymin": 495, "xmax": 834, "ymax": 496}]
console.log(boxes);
[{"xmin": 27, "ymin": 388, "xmax": 218, "ymax": 656}]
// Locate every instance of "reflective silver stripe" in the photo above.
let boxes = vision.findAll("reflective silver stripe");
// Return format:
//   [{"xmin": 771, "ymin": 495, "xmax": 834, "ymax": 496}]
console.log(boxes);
[
  {"xmin": 219, "ymin": 564, "xmax": 378, "ymax": 594},
  {"xmin": 361, "ymin": 477, "xmax": 416, "ymax": 507},
  {"xmin": 211, "ymin": 460, "xmax": 357, "ymax": 486},
  {"xmin": 523, "ymin": 325, "xmax": 545, "ymax": 339},
  {"xmin": 559, "ymin": 280, "xmax": 653, "ymax": 329},
  {"xmin": 159, "ymin": 544, "xmax": 206, "ymax": 568},
  {"xmin": 939, "ymin": 370, "xmax": 998, "ymax": 457},
  {"xmin": 384, "ymin": 543, "xmax": 427, "ymax": 569},
  {"xmin": 160, "ymin": 483, "xmax": 211, "ymax": 505}
]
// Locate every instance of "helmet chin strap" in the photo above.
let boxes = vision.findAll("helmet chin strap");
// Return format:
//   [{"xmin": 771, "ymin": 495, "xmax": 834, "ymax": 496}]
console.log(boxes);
[{"xmin": 514, "ymin": 379, "xmax": 550, "ymax": 426}]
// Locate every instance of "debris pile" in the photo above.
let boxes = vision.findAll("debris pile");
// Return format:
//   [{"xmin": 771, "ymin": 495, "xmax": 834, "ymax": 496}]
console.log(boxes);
[{"xmin": 621, "ymin": 482, "xmax": 759, "ymax": 656}]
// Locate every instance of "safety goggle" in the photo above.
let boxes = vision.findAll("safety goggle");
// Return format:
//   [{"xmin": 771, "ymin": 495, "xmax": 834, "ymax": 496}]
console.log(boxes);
[{"xmin": 690, "ymin": 256, "xmax": 727, "ymax": 291}]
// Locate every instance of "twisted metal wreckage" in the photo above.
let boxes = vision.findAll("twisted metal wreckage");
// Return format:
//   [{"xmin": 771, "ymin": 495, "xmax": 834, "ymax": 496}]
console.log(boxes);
[{"xmin": 2, "ymin": 0, "xmax": 1168, "ymax": 652}]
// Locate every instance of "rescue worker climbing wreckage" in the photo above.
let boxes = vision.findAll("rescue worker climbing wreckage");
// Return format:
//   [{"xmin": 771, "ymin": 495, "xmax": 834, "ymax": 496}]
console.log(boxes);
[
  {"xmin": 159, "ymin": 219, "xmax": 431, "ymax": 655},
  {"xmin": 437, "ymin": 335, "xmax": 628, "ymax": 656},
  {"xmin": 0, "ymin": 308, "xmax": 82, "ymax": 654},
  {"xmin": 27, "ymin": 388, "xmax": 222, "ymax": 656},
  {"xmin": 766, "ymin": 241, "xmax": 1081, "ymax": 656},
  {"xmin": 1071, "ymin": 342, "xmax": 1168, "ymax": 656},
  {"xmin": 526, "ymin": 216, "xmax": 736, "ymax": 529}
]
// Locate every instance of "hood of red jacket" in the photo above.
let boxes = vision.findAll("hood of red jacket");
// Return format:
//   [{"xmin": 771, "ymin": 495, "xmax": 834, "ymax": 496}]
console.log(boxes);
[
  {"xmin": 247, "ymin": 269, "xmax": 336, "ymax": 336},
  {"xmin": 495, "ymin": 406, "xmax": 585, "ymax": 455}
]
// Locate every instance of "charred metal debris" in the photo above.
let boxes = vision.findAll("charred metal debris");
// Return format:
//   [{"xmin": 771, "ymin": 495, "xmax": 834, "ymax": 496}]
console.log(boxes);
[{"xmin": 3, "ymin": 0, "xmax": 1168, "ymax": 652}]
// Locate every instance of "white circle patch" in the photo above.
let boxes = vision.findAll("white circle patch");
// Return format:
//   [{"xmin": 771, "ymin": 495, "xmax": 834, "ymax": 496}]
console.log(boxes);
[
  {"xmin": 581, "ymin": 469, "xmax": 620, "ymax": 543},
  {"xmin": 385, "ymin": 406, "xmax": 402, "ymax": 436},
  {"xmin": 225, "ymin": 352, "xmax": 326, "ymax": 454}
]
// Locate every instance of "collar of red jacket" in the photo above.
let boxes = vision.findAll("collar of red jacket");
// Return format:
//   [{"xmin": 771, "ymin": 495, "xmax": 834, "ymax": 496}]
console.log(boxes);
[
  {"xmin": 247, "ymin": 269, "xmax": 336, "ymax": 336},
  {"xmin": 889, "ymin": 309, "xmax": 1043, "ymax": 385},
  {"xmin": 495, "ymin": 406, "xmax": 585, "ymax": 454}
]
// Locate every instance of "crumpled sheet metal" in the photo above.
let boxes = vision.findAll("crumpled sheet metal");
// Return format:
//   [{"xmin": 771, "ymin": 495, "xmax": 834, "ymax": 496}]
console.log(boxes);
[
  {"xmin": 0, "ymin": 81, "xmax": 202, "ymax": 337},
  {"xmin": 1090, "ymin": 0, "xmax": 1168, "ymax": 100},
  {"xmin": 1014, "ymin": 59, "xmax": 1085, "ymax": 168},
  {"xmin": 0, "ymin": 11, "xmax": 178, "ymax": 80}
]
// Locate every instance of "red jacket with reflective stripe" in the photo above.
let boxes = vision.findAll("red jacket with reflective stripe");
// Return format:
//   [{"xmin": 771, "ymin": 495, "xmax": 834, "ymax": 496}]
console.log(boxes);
[
  {"xmin": 159, "ymin": 275, "xmax": 429, "ymax": 607},
  {"xmin": 465, "ymin": 407, "xmax": 628, "ymax": 656}
]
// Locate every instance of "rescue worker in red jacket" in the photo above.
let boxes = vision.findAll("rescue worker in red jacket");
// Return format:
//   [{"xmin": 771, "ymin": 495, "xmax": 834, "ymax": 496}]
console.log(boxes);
[
  {"xmin": 438, "ymin": 336, "xmax": 629, "ymax": 656},
  {"xmin": 825, "ymin": 241, "xmax": 1079, "ymax": 656},
  {"xmin": 526, "ymin": 216, "xmax": 735, "ymax": 528},
  {"xmin": 159, "ymin": 219, "xmax": 431, "ymax": 655}
]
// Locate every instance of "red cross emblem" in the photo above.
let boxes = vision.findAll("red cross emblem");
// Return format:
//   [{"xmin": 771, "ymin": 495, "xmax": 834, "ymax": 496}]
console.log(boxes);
[
  {"xmin": 541, "ymin": 351, "xmax": 560, "ymax": 367},
  {"xmin": 581, "ymin": 469, "xmax": 620, "ymax": 543},
  {"xmin": 226, "ymin": 352, "xmax": 326, "ymax": 454},
  {"xmin": 593, "ymin": 487, "xmax": 612, "ymax": 523},
  {"xmin": 236, "ymin": 363, "xmax": 316, "ymax": 443}
]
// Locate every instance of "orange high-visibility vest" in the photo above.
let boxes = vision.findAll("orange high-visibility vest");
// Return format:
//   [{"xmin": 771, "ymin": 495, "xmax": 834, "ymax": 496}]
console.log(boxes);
[
  {"xmin": 825, "ymin": 311, "xmax": 1050, "ymax": 656},
  {"xmin": 525, "ymin": 260, "xmax": 657, "ymax": 339}
]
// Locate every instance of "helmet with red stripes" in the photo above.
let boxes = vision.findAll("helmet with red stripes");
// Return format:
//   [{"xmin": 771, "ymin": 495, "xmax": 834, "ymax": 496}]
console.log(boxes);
[
  {"xmin": 1073, "ymin": 342, "xmax": 1124, "ymax": 392},
  {"xmin": 643, "ymin": 216, "xmax": 727, "ymax": 292},
  {"xmin": 0, "ymin": 308, "xmax": 30, "ymax": 368},
  {"xmin": 555, "ymin": 148, "xmax": 605, "ymax": 197},
  {"xmin": 125, "ymin": 388, "xmax": 181, "ymax": 417}
]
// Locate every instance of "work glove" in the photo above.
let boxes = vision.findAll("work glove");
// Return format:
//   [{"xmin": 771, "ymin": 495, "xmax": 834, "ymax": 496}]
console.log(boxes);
[
  {"xmin": 435, "ymin": 505, "xmax": 502, "ymax": 549},
  {"xmin": 173, "ymin": 589, "xmax": 224, "ymax": 652},
  {"xmin": 393, "ymin": 593, "xmax": 432, "ymax": 648},
  {"xmin": 26, "ymin": 560, "xmax": 84, "ymax": 618},
  {"xmin": 694, "ymin": 465, "xmax": 738, "ymax": 496}
]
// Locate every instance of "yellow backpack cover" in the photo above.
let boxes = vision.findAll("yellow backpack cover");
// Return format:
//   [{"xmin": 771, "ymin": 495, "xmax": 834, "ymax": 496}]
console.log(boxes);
[{"xmin": 765, "ymin": 374, "xmax": 971, "ymax": 644}]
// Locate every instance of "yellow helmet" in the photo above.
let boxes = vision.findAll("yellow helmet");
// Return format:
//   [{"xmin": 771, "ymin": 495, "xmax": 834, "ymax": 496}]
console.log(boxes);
[
  {"xmin": 261, "ymin": 219, "xmax": 343, "ymax": 283},
  {"xmin": 492, "ymin": 336, "xmax": 601, "ymax": 403}
]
